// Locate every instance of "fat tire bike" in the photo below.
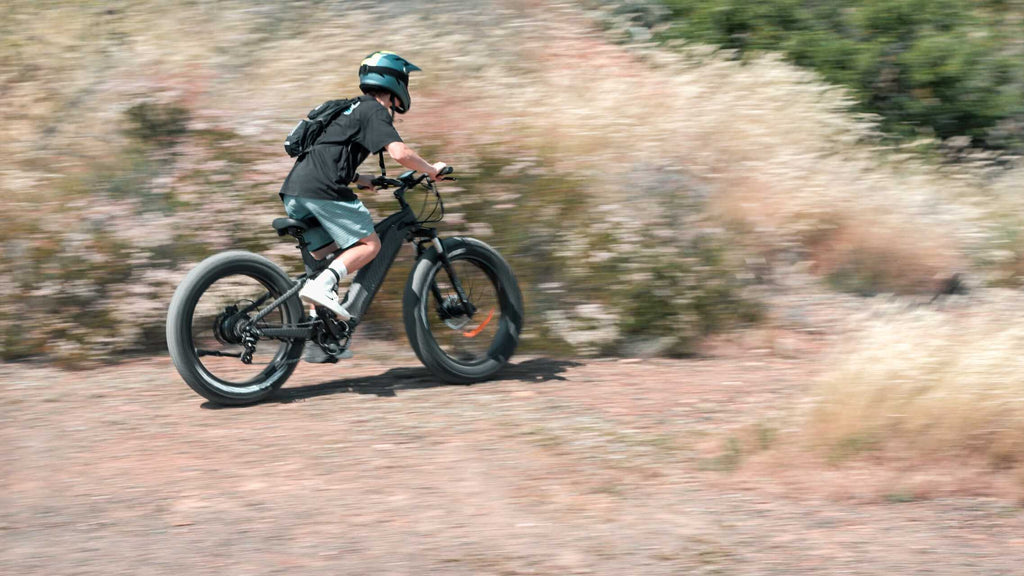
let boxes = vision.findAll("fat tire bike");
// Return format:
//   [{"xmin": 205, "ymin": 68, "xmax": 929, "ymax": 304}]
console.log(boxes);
[{"xmin": 166, "ymin": 168, "xmax": 524, "ymax": 405}]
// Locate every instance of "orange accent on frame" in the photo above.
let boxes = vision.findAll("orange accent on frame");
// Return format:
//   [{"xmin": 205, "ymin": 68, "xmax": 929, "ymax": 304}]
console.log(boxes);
[{"xmin": 462, "ymin": 309, "xmax": 495, "ymax": 338}]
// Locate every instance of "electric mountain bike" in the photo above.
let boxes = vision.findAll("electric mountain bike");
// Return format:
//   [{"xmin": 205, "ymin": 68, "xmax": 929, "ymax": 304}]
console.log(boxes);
[{"xmin": 166, "ymin": 167, "xmax": 524, "ymax": 405}]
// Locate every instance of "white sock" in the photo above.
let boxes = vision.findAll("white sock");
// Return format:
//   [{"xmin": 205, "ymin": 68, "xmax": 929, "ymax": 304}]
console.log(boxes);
[
  {"xmin": 314, "ymin": 262, "xmax": 348, "ymax": 291},
  {"xmin": 330, "ymin": 261, "xmax": 349, "ymax": 279}
]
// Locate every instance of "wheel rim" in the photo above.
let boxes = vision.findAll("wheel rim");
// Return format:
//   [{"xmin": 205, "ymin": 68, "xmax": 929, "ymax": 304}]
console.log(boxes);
[
  {"xmin": 422, "ymin": 256, "xmax": 504, "ymax": 365},
  {"xmin": 187, "ymin": 272, "xmax": 293, "ymax": 393}
]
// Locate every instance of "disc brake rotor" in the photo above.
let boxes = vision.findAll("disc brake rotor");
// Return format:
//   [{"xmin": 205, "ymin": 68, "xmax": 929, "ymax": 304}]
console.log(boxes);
[{"xmin": 439, "ymin": 295, "xmax": 471, "ymax": 330}]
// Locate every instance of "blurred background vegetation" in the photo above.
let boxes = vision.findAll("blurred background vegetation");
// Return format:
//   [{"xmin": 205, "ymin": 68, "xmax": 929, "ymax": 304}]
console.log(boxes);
[{"xmin": 1, "ymin": 0, "xmax": 1021, "ymax": 366}]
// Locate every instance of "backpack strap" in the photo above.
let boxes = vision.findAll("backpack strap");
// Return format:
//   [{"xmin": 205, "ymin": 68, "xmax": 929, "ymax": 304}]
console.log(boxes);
[{"xmin": 379, "ymin": 151, "xmax": 387, "ymax": 177}]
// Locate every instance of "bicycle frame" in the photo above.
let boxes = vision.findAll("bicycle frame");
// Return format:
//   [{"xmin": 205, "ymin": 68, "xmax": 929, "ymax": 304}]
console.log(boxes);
[
  {"xmin": 169, "ymin": 165, "xmax": 521, "ymax": 402},
  {"xmin": 250, "ymin": 175, "xmax": 465, "ymax": 345},
  {"xmin": 338, "ymin": 207, "xmax": 423, "ymax": 320}
]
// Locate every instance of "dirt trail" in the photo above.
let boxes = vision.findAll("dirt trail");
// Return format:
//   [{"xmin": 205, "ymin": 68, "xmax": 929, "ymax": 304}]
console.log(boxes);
[{"xmin": 3, "ymin": 341, "xmax": 1022, "ymax": 575}]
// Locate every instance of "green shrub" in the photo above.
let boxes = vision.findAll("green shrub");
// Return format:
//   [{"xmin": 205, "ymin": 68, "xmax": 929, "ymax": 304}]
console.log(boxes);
[
  {"xmin": 123, "ymin": 101, "xmax": 190, "ymax": 146},
  {"xmin": 614, "ymin": 235, "xmax": 762, "ymax": 356},
  {"xmin": 658, "ymin": 0, "xmax": 1024, "ymax": 150}
]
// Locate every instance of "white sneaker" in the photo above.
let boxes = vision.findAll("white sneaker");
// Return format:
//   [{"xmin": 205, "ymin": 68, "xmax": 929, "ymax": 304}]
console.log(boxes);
[{"xmin": 299, "ymin": 280, "xmax": 351, "ymax": 320}]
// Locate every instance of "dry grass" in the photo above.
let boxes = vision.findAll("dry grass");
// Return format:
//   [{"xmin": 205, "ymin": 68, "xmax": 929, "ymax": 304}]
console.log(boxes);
[{"xmin": 805, "ymin": 292, "xmax": 1024, "ymax": 471}]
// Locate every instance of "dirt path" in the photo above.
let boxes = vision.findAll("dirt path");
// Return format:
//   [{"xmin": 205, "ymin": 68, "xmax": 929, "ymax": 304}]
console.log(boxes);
[{"xmin": 3, "ymin": 342, "xmax": 1022, "ymax": 575}]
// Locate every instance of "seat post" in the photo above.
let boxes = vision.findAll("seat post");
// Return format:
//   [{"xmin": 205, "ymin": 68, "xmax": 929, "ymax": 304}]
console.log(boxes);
[{"xmin": 299, "ymin": 240, "xmax": 325, "ymax": 277}]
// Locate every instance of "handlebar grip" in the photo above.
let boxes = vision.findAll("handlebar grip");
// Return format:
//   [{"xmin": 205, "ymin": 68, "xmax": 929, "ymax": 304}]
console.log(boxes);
[{"xmin": 438, "ymin": 166, "xmax": 454, "ymax": 177}]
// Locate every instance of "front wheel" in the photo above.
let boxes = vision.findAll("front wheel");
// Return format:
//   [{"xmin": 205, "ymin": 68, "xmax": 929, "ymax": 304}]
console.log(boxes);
[
  {"xmin": 166, "ymin": 250, "xmax": 304, "ymax": 405},
  {"xmin": 403, "ymin": 237, "xmax": 524, "ymax": 384}
]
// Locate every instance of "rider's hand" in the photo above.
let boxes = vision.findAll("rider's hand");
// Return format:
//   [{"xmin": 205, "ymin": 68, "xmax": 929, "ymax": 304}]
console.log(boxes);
[
  {"xmin": 355, "ymin": 173, "xmax": 376, "ymax": 191},
  {"xmin": 428, "ymin": 162, "xmax": 448, "ymax": 181}
]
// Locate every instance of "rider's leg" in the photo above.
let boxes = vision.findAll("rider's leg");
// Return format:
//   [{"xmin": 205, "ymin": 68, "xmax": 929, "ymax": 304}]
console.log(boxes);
[
  {"xmin": 310, "ymin": 233, "xmax": 381, "ymax": 266},
  {"xmin": 300, "ymin": 232, "xmax": 381, "ymax": 360},
  {"xmin": 300, "ymin": 233, "xmax": 380, "ymax": 319},
  {"xmin": 336, "ymin": 233, "xmax": 381, "ymax": 274},
  {"xmin": 306, "ymin": 232, "xmax": 379, "ymax": 283},
  {"xmin": 290, "ymin": 196, "xmax": 376, "ymax": 319},
  {"xmin": 311, "ymin": 242, "xmax": 339, "ymax": 260}
]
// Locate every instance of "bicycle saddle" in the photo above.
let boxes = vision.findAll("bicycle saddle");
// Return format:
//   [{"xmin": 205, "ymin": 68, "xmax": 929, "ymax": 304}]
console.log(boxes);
[{"xmin": 272, "ymin": 217, "xmax": 318, "ymax": 237}]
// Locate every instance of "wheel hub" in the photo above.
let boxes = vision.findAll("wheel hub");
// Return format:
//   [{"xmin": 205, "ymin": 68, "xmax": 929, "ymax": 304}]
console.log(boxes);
[
  {"xmin": 438, "ymin": 295, "xmax": 473, "ymax": 330},
  {"xmin": 212, "ymin": 305, "xmax": 247, "ymax": 345}
]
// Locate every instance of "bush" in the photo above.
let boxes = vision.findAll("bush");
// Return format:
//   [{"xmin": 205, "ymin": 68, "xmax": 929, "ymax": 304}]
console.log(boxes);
[
  {"xmin": 370, "ymin": 155, "xmax": 763, "ymax": 357},
  {"xmin": 658, "ymin": 0, "xmax": 1024, "ymax": 150},
  {"xmin": 0, "ymin": 100, "xmax": 285, "ymax": 364},
  {"xmin": 615, "ymin": 236, "xmax": 762, "ymax": 356},
  {"xmin": 123, "ymin": 101, "xmax": 190, "ymax": 146}
]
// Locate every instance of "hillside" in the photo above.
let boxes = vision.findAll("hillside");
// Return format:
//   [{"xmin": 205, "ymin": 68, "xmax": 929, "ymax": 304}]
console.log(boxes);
[
  {"xmin": 3, "ymin": 0, "xmax": 1021, "ymax": 359},
  {"xmin": 2, "ymin": 0, "xmax": 1023, "ymax": 494}
]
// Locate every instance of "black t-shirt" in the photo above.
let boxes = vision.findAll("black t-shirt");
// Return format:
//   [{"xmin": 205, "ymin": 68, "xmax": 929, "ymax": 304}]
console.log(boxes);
[{"xmin": 279, "ymin": 95, "xmax": 402, "ymax": 201}]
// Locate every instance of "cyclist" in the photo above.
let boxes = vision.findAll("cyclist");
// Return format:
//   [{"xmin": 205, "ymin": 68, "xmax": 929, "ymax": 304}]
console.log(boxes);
[{"xmin": 279, "ymin": 51, "xmax": 446, "ymax": 323}]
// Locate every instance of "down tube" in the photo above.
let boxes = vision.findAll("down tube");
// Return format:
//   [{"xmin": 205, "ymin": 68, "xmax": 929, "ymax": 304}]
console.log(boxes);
[{"xmin": 339, "ymin": 211, "xmax": 414, "ymax": 320}]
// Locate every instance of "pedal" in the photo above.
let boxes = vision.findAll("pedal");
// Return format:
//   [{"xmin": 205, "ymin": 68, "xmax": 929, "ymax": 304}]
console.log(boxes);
[{"xmin": 302, "ymin": 341, "xmax": 353, "ymax": 364}]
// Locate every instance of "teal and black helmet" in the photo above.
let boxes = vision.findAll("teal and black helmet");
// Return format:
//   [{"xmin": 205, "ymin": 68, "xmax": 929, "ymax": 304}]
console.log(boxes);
[{"xmin": 359, "ymin": 51, "xmax": 421, "ymax": 114}]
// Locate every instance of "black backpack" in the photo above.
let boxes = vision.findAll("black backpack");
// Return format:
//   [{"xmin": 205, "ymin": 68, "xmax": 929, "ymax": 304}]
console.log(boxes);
[{"xmin": 283, "ymin": 98, "xmax": 354, "ymax": 158}]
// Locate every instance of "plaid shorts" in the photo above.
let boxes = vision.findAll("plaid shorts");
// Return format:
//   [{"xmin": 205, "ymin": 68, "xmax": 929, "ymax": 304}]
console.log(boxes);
[{"xmin": 281, "ymin": 195, "xmax": 375, "ymax": 251}]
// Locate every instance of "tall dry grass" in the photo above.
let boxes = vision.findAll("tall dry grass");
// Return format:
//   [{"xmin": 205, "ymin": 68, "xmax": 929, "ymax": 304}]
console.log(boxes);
[{"xmin": 805, "ymin": 292, "xmax": 1024, "ymax": 471}]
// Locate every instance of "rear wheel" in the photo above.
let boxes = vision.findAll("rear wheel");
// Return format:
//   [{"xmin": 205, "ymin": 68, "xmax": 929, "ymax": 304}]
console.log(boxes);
[
  {"xmin": 166, "ymin": 251, "xmax": 304, "ymax": 405},
  {"xmin": 403, "ymin": 238, "xmax": 524, "ymax": 383}
]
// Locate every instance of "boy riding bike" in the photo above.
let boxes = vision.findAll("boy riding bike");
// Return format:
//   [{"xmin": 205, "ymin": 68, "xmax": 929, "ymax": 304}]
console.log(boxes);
[
  {"xmin": 279, "ymin": 51, "xmax": 446, "ymax": 324},
  {"xmin": 167, "ymin": 55, "xmax": 523, "ymax": 402}
]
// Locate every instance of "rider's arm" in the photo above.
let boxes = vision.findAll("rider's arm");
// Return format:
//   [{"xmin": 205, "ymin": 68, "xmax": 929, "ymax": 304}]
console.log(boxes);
[{"xmin": 386, "ymin": 141, "xmax": 446, "ymax": 180}]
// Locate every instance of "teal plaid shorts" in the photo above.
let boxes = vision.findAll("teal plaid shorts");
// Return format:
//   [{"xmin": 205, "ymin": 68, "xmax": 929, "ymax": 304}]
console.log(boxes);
[{"xmin": 281, "ymin": 195, "xmax": 375, "ymax": 251}]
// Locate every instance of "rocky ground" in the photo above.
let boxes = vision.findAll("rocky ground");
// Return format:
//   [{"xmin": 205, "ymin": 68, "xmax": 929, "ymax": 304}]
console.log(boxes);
[{"xmin": 3, "ymin": 339, "xmax": 1022, "ymax": 575}]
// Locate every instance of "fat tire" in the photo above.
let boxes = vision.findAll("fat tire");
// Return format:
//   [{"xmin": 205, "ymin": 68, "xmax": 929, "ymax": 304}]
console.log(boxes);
[
  {"xmin": 403, "ymin": 237, "xmax": 524, "ymax": 384},
  {"xmin": 166, "ymin": 250, "xmax": 303, "ymax": 405}
]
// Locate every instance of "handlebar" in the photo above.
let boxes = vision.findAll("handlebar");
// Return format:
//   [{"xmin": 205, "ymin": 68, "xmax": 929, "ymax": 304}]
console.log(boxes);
[
  {"xmin": 365, "ymin": 167, "xmax": 455, "ymax": 224},
  {"xmin": 369, "ymin": 176, "xmax": 403, "ymax": 189},
  {"xmin": 370, "ymin": 166, "xmax": 455, "ymax": 191}
]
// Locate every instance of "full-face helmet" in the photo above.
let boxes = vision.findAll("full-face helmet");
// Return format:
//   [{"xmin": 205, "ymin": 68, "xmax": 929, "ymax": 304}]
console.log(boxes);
[{"xmin": 359, "ymin": 51, "xmax": 421, "ymax": 114}]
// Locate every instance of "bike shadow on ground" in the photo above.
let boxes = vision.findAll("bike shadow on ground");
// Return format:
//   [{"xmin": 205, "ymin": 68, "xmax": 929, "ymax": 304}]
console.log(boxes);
[{"xmin": 267, "ymin": 357, "xmax": 582, "ymax": 403}]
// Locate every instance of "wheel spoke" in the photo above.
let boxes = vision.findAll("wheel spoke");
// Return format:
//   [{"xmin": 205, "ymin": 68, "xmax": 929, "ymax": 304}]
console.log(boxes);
[
  {"xmin": 189, "ymin": 273, "xmax": 291, "ymax": 386},
  {"xmin": 426, "ymin": 258, "xmax": 501, "ymax": 363}
]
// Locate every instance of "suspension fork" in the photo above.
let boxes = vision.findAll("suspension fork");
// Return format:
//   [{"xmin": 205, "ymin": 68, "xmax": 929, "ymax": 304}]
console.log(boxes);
[{"xmin": 420, "ymin": 236, "xmax": 475, "ymax": 318}]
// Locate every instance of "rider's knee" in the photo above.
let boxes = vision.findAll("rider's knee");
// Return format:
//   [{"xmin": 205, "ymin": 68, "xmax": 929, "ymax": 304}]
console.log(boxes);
[{"xmin": 363, "ymin": 233, "xmax": 381, "ymax": 257}]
